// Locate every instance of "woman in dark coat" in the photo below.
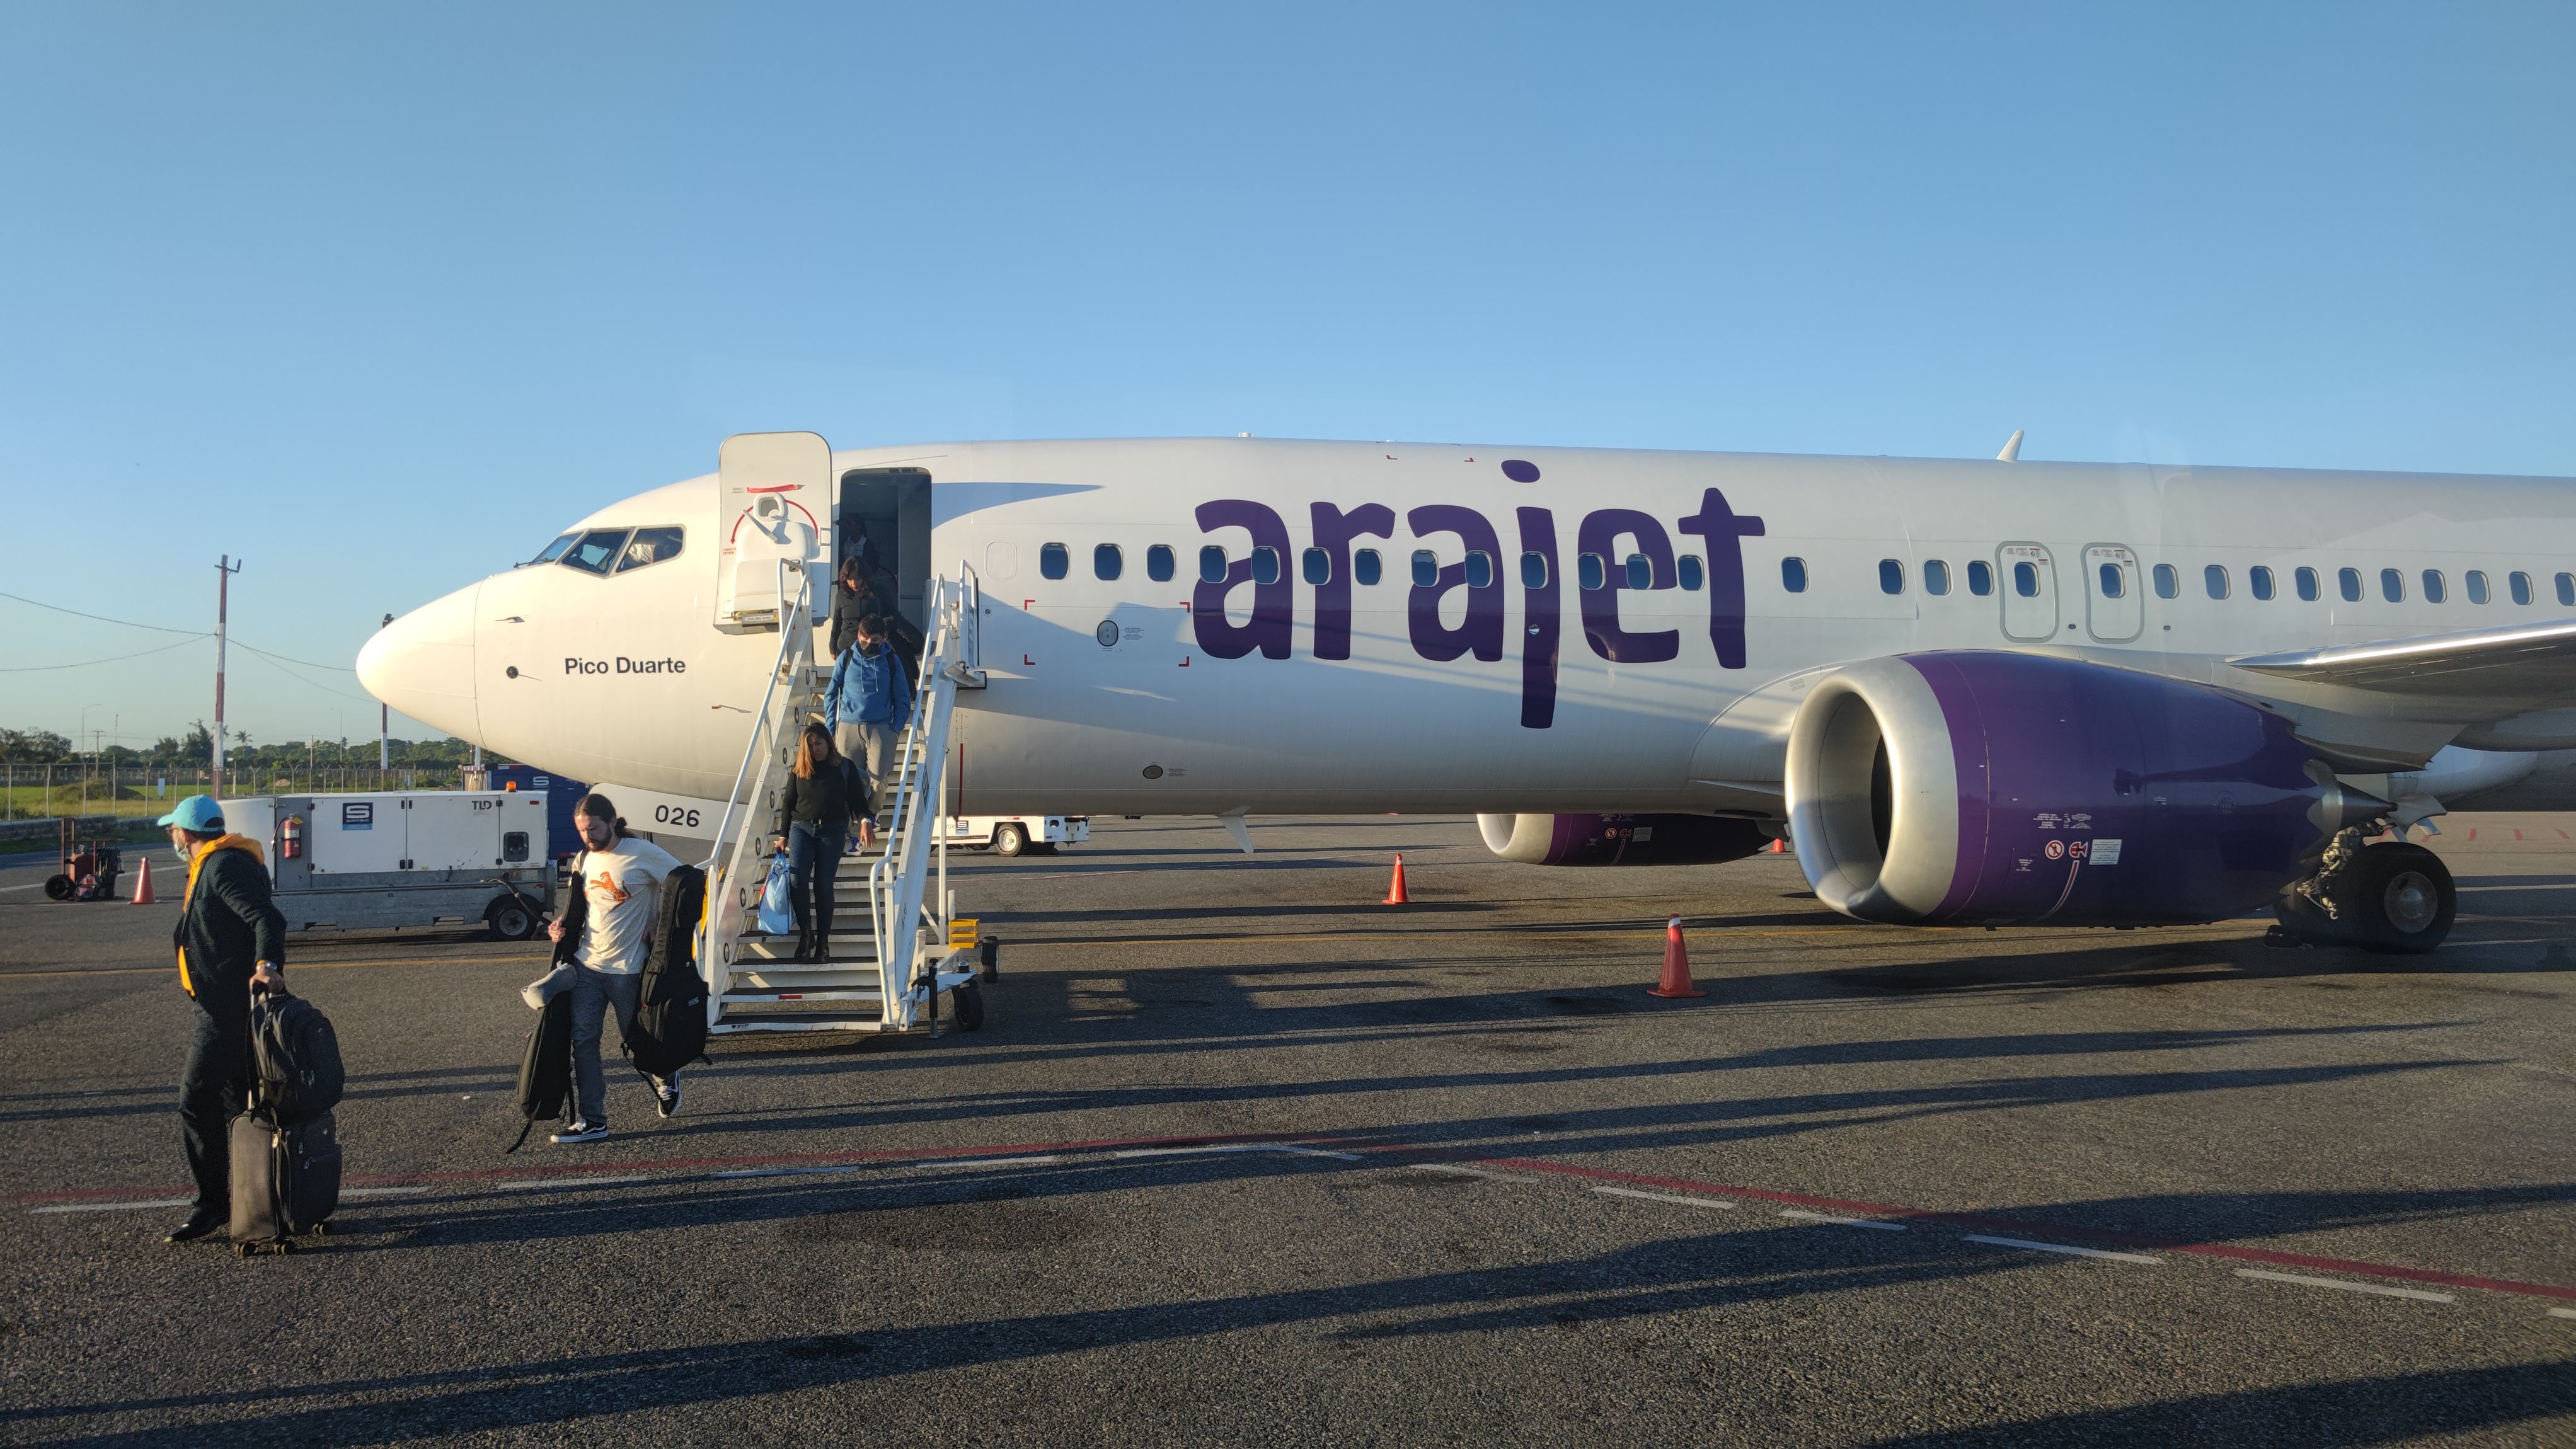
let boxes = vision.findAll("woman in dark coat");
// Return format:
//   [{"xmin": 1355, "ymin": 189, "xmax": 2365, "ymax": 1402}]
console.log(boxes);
[{"xmin": 771, "ymin": 723, "xmax": 870, "ymax": 962}]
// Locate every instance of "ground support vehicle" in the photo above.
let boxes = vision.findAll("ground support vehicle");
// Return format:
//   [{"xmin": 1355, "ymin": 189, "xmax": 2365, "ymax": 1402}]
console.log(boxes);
[
  {"xmin": 219, "ymin": 792, "xmax": 555, "ymax": 940},
  {"xmin": 930, "ymin": 815, "xmax": 1088, "ymax": 857}
]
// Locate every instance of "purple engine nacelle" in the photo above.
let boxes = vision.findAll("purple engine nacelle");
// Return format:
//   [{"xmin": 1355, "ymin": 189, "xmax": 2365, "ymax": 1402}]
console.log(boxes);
[
  {"xmin": 1478, "ymin": 813, "xmax": 1774, "ymax": 867},
  {"xmin": 1785, "ymin": 651, "xmax": 2376, "ymax": 927}
]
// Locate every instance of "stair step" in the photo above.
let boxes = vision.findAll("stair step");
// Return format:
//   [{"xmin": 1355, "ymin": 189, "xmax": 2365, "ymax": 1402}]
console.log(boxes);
[{"xmin": 722, "ymin": 988, "xmax": 883, "ymax": 1003}]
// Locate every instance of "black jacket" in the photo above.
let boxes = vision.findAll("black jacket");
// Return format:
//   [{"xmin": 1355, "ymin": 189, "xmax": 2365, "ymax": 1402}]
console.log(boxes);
[
  {"xmin": 774, "ymin": 759, "xmax": 869, "ymax": 838},
  {"xmin": 173, "ymin": 842, "xmax": 286, "ymax": 1019}
]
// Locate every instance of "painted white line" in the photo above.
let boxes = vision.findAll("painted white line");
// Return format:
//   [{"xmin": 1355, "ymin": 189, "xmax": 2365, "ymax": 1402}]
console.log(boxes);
[
  {"xmin": 1782, "ymin": 1208, "xmax": 1906, "ymax": 1232},
  {"xmin": 30, "ymin": 1198, "xmax": 193, "ymax": 1215},
  {"xmin": 1111, "ymin": 1144, "xmax": 1357, "ymax": 1162},
  {"xmin": 2236, "ymin": 1269, "xmax": 2453, "ymax": 1303},
  {"xmin": 929, "ymin": 1155, "xmax": 1067, "ymax": 1171},
  {"xmin": 1410, "ymin": 1162, "xmax": 1546, "ymax": 1184},
  {"xmin": 2549, "ymin": 1307, "xmax": 2576, "ymax": 1320},
  {"xmin": 1594, "ymin": 1186, "xmax": 1738, "ymax": 1211},
  {"xmin": 1266, "ymin": 1145, "xmax": 1363, "ymax": 1160},
  {"xmin": 1965, "ymin": 1234, "xmax": 2159, "ymax": 1264},
  {"xmin": 345, "ymin": 1174, "xmax": 662, "ymax": 1199}
]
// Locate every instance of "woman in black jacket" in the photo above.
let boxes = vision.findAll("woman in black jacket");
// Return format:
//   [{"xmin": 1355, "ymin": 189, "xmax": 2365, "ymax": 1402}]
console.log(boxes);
[{"xmin": 771, "ymin": 723, "xmax": 870, "ymax": 962}]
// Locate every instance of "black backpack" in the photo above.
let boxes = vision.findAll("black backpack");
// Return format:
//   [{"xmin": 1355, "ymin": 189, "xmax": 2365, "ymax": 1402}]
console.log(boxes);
[
  {"xmin": 248, "ymin": 984, "xmax": 344, "ymax": 1126},
  {"xmin": 626, "ymin": 862, "xmax": 709, "ymax": 1079},
  {"xmin": 507, "ymin": 991, "xmax": 573, "ymax": 1153}
]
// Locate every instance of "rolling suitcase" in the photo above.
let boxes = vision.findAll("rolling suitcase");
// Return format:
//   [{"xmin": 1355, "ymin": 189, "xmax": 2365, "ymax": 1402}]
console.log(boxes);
[{"xmin": 228, "ymin": 1109, "xmax": 341, "ymax": 1255}]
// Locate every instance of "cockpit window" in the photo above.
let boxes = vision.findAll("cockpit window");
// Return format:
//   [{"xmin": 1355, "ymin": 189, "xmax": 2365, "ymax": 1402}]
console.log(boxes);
[
  {"xmin": 558, "ymin": 529, "xmax": 631, "ymax": 576},
  {"xmin": 616, "ymin": 527, "xmax": 684, "ymax": 573},
  {"xmin": 531, "ymin": 533, "xmax": 579, "ymax": 566}
]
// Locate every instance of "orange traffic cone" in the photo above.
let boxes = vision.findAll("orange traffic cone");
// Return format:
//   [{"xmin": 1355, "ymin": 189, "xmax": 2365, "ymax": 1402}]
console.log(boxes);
[
  {"xmin": 1647, "ymin": 915, "xmax": 1704, "ymax": 998},
  {"xmin": 130, "ymin": 856, "xmax": 157, "ymax": 905},
  {"xmin": 1383, "ymin": 854, "xmax": 1410, "ymax": 905},
  {"xmin": 1766, "ymin": 837, "xmax": 1788, "ymax": 854}
]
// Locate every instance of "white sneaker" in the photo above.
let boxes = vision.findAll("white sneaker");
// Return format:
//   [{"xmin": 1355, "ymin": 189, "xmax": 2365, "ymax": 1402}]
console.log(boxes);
[
  {"xmin": 653, "ymin": 1074, "xmax": 682, "ymax": 1119},
  {"xmin": 549, "ymin": 1121, "xmax": 607, "ymax": 1145}
]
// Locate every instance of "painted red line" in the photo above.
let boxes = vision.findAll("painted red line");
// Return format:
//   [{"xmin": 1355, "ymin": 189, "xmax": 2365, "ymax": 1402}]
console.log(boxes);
[
  {"xmin": 1480, "ymin": 1157, "xmax": 2576, "ymax": 1305},
  {"xmin": 1, "ymin": 1131, "xmax": 1325, "ymax": 1206}
]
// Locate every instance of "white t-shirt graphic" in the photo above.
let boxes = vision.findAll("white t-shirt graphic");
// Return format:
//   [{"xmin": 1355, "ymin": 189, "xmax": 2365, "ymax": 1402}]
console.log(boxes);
[{"xmin": 576, "ymin": 837, "xmax": 681, "ymax": 975}]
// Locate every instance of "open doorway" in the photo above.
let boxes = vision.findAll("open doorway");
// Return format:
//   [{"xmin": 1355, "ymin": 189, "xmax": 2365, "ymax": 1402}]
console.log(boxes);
[{"xmin": 837, "ymin": 467, "xmax": 933, "ymax": 633}]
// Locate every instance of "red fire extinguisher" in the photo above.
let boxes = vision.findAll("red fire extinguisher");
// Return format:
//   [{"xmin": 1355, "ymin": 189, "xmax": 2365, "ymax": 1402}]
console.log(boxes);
[{"xmin": 282, "ymin": 814, "xmax": 304, "ymax": 860}]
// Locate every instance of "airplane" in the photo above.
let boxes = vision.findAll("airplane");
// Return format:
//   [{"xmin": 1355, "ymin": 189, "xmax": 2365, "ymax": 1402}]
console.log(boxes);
[{"xmin": 357, "ymin": 432, "xmax": 2576, "ymax": 956}]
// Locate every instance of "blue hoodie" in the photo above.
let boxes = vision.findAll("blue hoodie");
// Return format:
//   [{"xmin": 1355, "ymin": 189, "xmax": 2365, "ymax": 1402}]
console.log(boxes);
[{"xmin": 825, "ymin": 639, "xmax": 913, "ymax": 728}]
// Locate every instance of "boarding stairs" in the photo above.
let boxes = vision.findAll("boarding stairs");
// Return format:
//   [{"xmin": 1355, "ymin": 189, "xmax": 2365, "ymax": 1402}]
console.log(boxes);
[{"xmin": 696, "ymin": 563, "xmax": 989, "ymax": 1033}]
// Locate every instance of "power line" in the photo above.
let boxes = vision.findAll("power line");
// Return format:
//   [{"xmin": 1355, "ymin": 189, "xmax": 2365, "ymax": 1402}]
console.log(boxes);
[
  {"xmin": 230, "ymin": 639, "xmax": 360, "ymax": 673},
  {"xmin": 0, "ymin": 637, "xmax": 207, "ymax": 672},
  {"xmin": 235, "ymin": 645, "xmax": 377, "ymax": 704},
  {"xmin": 0, "ymin": 591, "xmax": 209, "ymax": 636}
]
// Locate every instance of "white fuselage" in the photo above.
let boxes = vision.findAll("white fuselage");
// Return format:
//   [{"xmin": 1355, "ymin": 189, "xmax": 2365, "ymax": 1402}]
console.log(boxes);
[{"xmin": 358, "ymin": 438, "xmax": 2576, "ymax": 826}]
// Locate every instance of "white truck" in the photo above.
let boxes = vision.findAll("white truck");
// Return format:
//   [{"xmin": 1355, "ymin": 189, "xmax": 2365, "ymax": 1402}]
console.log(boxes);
[
  {"xmin": 931, "ymin": 815, "xmax": 1088, "ymax": 857},
  {"xmin": 217, "ymin": 791, "xmax": 556, "ymax": 939}
]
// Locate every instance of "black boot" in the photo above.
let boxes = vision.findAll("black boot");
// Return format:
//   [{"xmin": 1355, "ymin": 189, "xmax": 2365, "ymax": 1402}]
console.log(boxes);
[{"xmin": 814, "ymin": 912, "xmax": 833, "ymax": 962}]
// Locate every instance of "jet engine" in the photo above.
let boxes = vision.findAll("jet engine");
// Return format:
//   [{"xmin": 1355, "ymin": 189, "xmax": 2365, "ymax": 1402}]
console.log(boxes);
[
  {"xmin": 1785, "ymin": 651, "xmax": 2385, "ymax": 927},
  {"xmin": 1476, "ymin": 813, "xmax": 1772, "ymax": 866}
]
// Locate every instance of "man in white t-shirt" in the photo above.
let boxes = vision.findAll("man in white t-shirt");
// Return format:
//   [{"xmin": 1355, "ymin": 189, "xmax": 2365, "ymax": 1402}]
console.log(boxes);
[{"xmin": 543, "ymin": 794, "xmax": 682, "ymax": 1143}]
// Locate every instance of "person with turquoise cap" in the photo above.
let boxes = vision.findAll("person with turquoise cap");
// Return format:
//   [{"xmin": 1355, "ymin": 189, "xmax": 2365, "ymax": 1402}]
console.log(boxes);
[{"xmin": 156, "ymin": 794, "xmax": 285, "ymax": 1244}]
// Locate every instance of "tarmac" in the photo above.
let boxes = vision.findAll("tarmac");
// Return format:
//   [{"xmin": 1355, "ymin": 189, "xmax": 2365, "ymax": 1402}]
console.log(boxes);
[{"xmin": 1, "ymin": 813, "xmax": 2572, "ymax": 1446}]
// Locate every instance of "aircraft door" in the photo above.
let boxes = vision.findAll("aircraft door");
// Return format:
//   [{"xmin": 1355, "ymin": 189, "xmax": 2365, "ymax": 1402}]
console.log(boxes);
[
  {"xmin": 837, "ymin": 467, "xmax": 934, "ymax": 635},
  {"xmin": 716, "ymin": 432, "xmax": 831, "ymax": 631},
  {"xmin": 1997, "ymin": 542, "xmax": 2057, "ymax": 642},
  {"xmin": 2081, "ymin": 544, "xmax": 2142, "ymax": 642}
]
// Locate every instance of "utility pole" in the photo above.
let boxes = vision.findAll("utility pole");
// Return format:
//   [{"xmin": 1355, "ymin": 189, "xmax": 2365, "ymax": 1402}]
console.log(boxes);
[
  {"xmin": 378, "ymin": 612, "xmax": 392, "ymax": 774},
  {"xmin": 213, "ymin": 556, "xmax": 240, "ymax": 798}
]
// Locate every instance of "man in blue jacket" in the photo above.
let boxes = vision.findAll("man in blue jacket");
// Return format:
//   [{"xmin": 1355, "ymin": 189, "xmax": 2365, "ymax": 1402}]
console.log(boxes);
[
  {"xmin": 158, "ymin": 794, "xmax": 286, "ymax": 1243},
  {"xmin": 825, "ymin": 612, "xmax": 912, "ymax": 818}
]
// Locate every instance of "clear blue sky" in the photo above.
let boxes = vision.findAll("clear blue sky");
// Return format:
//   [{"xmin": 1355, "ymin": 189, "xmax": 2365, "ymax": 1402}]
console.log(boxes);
[{"xmin": 3, "ymin": 3, "xmax": 2570, "ymax": 748}]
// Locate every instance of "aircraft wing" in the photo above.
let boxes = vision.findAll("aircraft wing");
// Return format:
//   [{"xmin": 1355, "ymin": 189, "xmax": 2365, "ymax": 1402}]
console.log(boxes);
[{"xmin": 2229, "ymin": 617, "xmax": 2576, "ymax": 699}]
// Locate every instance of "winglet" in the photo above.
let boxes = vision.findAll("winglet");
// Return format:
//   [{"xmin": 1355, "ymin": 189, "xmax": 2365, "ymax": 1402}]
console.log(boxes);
[{"xmin": 1996, "ymin": 430, "xmax": 2023, "ymax": 462}]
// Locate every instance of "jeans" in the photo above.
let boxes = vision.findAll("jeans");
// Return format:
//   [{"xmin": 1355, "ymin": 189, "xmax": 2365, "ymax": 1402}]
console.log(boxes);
[
  {"xmin": 569, "ymin": 966, "xmax": 644, "ymax": 1126},
  {"xmin": 835, "ymin": 721, "xmax": 897, "ymax": 807},
  {"xmin": 180, "ymin": 1007, "xmax": 250, "ymax": 1215},
  {"xmin": 789, "ymin": 822, "xmax": 846, "ymax": 945}
]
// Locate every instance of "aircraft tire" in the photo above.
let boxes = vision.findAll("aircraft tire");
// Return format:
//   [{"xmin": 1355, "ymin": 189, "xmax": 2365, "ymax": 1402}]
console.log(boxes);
[{"xmin": 2350, "ymin": 842, "xmax": 2456, "ymax": 954}]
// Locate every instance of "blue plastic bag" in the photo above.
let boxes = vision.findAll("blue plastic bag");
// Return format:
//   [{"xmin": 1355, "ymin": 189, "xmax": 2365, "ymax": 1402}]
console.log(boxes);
[{"xmin": 756, "ymin": 853, "xmax": 795, "ymax": 937}]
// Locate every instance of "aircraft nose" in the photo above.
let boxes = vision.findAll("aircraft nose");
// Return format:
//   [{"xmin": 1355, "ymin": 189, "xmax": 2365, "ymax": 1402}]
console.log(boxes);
[{"xmin": 358, "ymin": 581, "xmax": 481, "ymax": 742}]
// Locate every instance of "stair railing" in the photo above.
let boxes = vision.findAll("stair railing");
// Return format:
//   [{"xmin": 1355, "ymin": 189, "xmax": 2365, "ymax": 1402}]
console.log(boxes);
[
  {"xmin": 698, "ymin": 559, "xmax": 817, "ymax": 1024},
  {"xmin": 867, "ymin": 573, "xmax": 971, "ymax": 1028}
]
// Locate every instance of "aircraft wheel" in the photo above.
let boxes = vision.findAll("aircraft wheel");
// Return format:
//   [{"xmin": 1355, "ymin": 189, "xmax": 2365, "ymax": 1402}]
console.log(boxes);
[
  {"xmin": 992, "ymin": 823, "xmax": 1028, "ymax": 858},
  {"xmin": 2352, "ymin": 842, "xmax": 2455, "ymax": 954}
]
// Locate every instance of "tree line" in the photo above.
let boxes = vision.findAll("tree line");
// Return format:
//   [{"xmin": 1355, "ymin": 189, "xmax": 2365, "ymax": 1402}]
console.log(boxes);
[{"xmin": 0, "ymin": 723, "xmax": 511, "ymax": 771}]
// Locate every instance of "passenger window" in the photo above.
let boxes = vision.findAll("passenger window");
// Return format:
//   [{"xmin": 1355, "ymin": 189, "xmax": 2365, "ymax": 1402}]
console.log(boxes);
[
  {"xmin": 616, "ymin": 526, "xmax": 684, "ymax": 573},
  {"xmin": 2422, "ymin": 570, "xmax": 2446, "ymax": 604},
  {"xmin": 2338, "ymin": 567, "xmax": 2363, "ymax": 602},
  {"xmin": 1251, "ymin": 547, "xmax": 1282, "ymax": 586},
  {"xmin": 531, "ymin": 533, "xmax": 579, "ymax": 566},
  {"xmin": 2380, "ymin": 568, "xmax": 2405, "ymax": 602},
  {"xmin": 1040, "ymin": 542, "xmax": 1070, "ymax": 580},
  {"xmin": 1924, "ymin": 560, "xmax": 1951, "ymax": 596},
  {"xmin": 2249, "ymin": 565, "xmax": 2274, "ymax": 601},
  {"xmin": 1412, "ymin": 549, "xmax": 1439, "ymax": 588},
  {"xmin": 1677, "ymin": 554, "xmax": 1704, "ymax": 591},
  {"xmin": 2013, "ymin": 561, "xmax": 2039, "ymax": 598},
  {"xmin": 558, "ymin": 528, "xmax": 631, "ymax": 576},
  {"xmin": 1783, "ymin": 558, "xmax": 1810, "ymax": 593},
  {"xmin": 1093, "ymin": 544, "xmax": 1122, "ymax": 581},
  {"xmin": 2466, "ymin": 570, "xmax": 2490, "ymax": 605},
  {"xmin": 2296, "ymin": 566, "xmax": 2320, "ymax": 602},
  {"xmin": 1302, "ymin": 547, "xmax": 1330, "ymax": 586},
  {"xmin": 2204, "ymin": 565, "xmax": 2229, "ymax": 600},
  {"xmin": 2152, "ymin": 563, "xmax": 2178, "ymax": 598},
  {"xmin": 1578, "ymin": 553, "xmax": 1607, "ymax": 591},
  {"xmin": 1354, "ymin": 549, "xmax": 1383, "ymax": 585},
  {"xmin": 1878, "ymin": 559, "xmax": 1904, "ymax": 595},
  {"xmin": 1965, "ymin": 559, "xmax": 1992, "ymax": 596},
  {"xmin": 2097, "ymin": 562, "xmax": 2124, "ymax": 599},
  {"xmin": 1521, "ymin": 552, "xmax": 1550, "ymax": 589},
  {"xmin": 1147, "ymin": 544, "xmax": 1176, "ymax": 582},
  {"xmin": 1466, "ymin": 551, "xmax": 1495, "ymax": 589},
  {"xmin": 1199, "ymin": 546, "xmax": 1228, "ymax": 583},
  {"xmin": 2511, "ymin": 570, "xmax": 2534, "ymax": 605},
  {"xmin": 1625, "ymin": 554, "xmax": 1652, "ymax": 589},
  {"xmin": 2558, "ymin": 572, "xmax": 2575, "ymax": 607}
]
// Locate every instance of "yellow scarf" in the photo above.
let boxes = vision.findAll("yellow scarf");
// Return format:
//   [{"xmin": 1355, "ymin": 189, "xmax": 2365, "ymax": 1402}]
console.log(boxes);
[{"xmin": 176, "ymin": 834, "xmax": 267, "ymax": 999}]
